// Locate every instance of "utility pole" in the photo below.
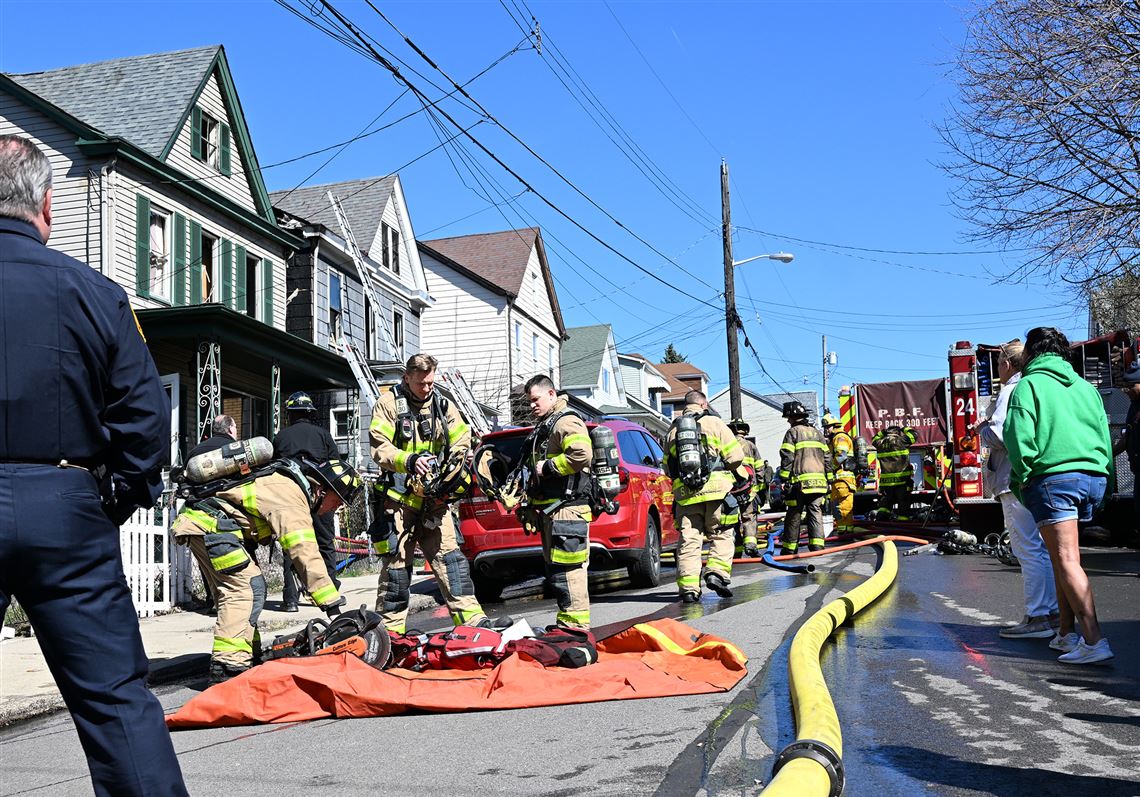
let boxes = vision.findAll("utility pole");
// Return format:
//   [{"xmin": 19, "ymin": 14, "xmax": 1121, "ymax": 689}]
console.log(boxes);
[
  {"xmin": 722, "ymin": 159, "xmax": 741, "ymax": 419},
  {"xmin": 822, "ymin": 334, "xmax": 828, "ymax": 418}
]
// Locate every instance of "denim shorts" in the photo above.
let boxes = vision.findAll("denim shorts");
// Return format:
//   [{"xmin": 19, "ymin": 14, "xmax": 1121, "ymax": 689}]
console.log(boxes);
[{"xmin": 1020, "ymin": 472, "xmax": 1106, "ymax": 528}]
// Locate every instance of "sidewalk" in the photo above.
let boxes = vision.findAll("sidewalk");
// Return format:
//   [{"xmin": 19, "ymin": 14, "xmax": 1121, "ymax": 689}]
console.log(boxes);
[{"xmin": 0, "ymin": 572, "xmax": 443, "ymax": 725}]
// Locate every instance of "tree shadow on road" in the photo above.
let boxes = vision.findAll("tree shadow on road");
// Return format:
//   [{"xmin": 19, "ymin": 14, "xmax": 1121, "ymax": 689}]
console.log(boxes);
[{"xmin": 873, "ymin": 744, "xmax": 1140, "ymax": 797}]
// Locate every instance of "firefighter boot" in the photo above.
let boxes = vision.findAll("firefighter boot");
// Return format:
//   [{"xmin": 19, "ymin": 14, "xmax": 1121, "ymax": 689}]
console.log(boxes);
[
  {"xmin": 703, "ymin": 570, "xmax": 733, "ymax": 598},
  {"xmin": 208, "ymin": 660, "xmax": 249, "ymax": 685},
  {"xmin": 808, "ymin": 538, "xmax": 826, "ymax": 552},
  {"xmin": 680, "ymin": 592, "xmax": 700, "ymax": 604}
]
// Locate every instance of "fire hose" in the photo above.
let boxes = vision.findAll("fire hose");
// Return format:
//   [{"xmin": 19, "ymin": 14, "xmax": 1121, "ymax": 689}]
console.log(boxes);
[{"xmin": 760, "ymin": 539, "xmax": 901, "ymax": 797}]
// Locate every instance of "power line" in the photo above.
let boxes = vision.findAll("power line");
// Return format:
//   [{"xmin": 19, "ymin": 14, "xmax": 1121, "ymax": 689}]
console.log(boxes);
[
  {"xmin": 301, "ymin": 0, "xmax": 724, "ymax": 311},
  {"xmin": 360, "ymin": 0, "xmax": 722, "ymax": 295},
  {"xmin": 735, "ymin": 224, "xmax": 1025, "ymax": 257}
]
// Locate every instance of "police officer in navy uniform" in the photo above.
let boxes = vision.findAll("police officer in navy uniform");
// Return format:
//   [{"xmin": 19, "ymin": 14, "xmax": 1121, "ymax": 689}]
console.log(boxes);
[
  {"xmin": 0, "ymin": 135, "xmax": 187, "ymax": 795},
  {"xmin": 273, "ymin": 390, "xmax": 342, "ymax": 607}
]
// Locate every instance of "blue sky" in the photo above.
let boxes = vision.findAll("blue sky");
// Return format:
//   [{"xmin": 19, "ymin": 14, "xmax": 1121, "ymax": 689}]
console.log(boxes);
[{"xmin": 0, "ymin": 0, "xmax": 1083, "ymax": 410}]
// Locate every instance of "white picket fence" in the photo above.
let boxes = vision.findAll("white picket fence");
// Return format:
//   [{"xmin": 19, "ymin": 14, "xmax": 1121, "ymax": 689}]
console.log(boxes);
[{"xmin": 118, "ymin": 493, "xmax": 195, "ymax": 617}]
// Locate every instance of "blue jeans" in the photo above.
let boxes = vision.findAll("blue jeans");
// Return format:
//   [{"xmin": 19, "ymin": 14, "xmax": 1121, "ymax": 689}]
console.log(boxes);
[{"xmin": 1020, "ymin": 472, "xmax": 1106, "ymax": 529}]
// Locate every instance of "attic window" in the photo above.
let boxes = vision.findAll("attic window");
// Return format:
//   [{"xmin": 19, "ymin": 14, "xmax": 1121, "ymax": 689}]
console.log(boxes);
[
  {"xmin": 381, "ymin": 223, "xmax": 400, "ymax": 276},
  {"xmin": 191, "ymin": 106, "xmax": 231, "ymax": 176}
]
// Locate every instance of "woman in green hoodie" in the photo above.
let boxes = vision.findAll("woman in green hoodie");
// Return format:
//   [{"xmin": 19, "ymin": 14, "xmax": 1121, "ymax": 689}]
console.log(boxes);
[{"xmin": 1004, "ymin": 327, "xmax": 1114, "ymax": 665}]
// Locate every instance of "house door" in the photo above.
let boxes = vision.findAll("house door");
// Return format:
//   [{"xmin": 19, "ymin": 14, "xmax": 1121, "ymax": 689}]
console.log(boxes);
[{"xmin": 161, "ymin": 373, "xmax": 181, "ymax": 468}]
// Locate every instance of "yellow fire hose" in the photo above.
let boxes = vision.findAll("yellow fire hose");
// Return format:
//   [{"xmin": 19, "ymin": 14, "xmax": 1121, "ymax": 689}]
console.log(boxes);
[{"xmin": 761, "ymin": 539, "xmax": 900, "ymax": 796}]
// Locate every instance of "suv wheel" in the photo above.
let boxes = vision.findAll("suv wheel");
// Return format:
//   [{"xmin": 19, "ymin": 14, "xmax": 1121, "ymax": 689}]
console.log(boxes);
[
  {"xmin": 473, "ymin": 572, "xmax": 506, "ymax": 604},
  {"xmin": 627, "ymin": 514, "xmax": 662, "ymax": 588}
]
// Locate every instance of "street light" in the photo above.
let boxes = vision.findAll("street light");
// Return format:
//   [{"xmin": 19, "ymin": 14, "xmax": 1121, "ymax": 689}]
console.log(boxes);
[{"xmin": 733, "ymin": 252, "xmax": 794, "ymax": 267}]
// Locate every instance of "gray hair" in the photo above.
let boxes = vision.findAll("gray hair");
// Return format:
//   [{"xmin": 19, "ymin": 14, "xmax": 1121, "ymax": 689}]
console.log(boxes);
[
  {"xmin": 211, "ymin": 414, "xmax": 237, "ymax": 438},
  {"xmin": 0, "ymin": 135, "xmax": 52, "ymax": 222}
]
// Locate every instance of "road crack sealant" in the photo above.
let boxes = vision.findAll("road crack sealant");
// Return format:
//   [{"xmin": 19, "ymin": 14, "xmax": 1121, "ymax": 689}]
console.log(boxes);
[{"xmin": 653, "ymin": 547, "xmax": 871, "ymax": 796}]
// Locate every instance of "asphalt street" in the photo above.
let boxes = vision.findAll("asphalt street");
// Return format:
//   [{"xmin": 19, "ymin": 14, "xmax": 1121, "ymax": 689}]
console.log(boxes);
[{"xmin": 1, "ymin": 544, "xmax": 1137, "ymax": 796}]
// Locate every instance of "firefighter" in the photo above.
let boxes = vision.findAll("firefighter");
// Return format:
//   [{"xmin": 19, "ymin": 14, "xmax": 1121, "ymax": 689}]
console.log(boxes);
[
  {"xmin": 274, "ymin": 390, "xmax": 342, "ymax": 609},
  {"xmin": 872, "ymin": 424, "xmax": 918, "ymax": 519},
  {"xmin": 172, "ymin": 415, "xmax": 358, "ymax": 682},
  {"xmin": 822, "ymin": 413, "xmax": 857, "ymax": 533},
  {"xmin": 664, "ymin": 391, "xmax": 749, "ymax": 602},
  {"xmin": 779, "ymin": 402, "xmax": 831, "ymax": 553},
  {"xmin": 370, "ymin": 353, "xmax": 488, "ymax": 633},
  {"xmin": 728, "ymin": 419, "xmax": 763, "ymax": 557},
  {"xmin": 520, "ymin": 374, "xmax": 594, "ymax": 629}
]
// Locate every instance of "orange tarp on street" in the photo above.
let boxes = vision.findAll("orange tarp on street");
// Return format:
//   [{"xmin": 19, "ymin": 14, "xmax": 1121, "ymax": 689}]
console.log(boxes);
[{"xmin": 166, "ymin": 618, "xmax": 748, "ymax": 729}]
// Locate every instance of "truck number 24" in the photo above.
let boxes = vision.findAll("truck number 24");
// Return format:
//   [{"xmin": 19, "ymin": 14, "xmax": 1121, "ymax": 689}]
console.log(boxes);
[{"xmin": 954, "ymin": 396, "xmax": 975, "ymax": 417}]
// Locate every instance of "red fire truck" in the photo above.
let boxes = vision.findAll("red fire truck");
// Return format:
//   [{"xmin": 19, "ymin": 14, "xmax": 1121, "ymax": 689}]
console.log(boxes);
[{"xmin": 947, "ymin": 331, "xmax": 1135, "ymax": 535}]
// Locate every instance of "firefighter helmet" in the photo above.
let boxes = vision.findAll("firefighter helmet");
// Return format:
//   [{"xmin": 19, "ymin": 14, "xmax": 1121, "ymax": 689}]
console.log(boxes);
[
  {"xmin": 302, "ymin": 459, "xmax": 362, "ymax": 506},
  {"xmin": 285, "ymin": 391, "xmax": 317, "ymax": 414},
  {"xmin": 821, "ymin": 413, "xmax": 841, "ymax": 429},
  {"xmin": 727, "ymin": 418, "xmax": 750, "ymax": 435},
  {"xmin": 782, "ymin": 401, "xmax": 808, "ymax": 419}
]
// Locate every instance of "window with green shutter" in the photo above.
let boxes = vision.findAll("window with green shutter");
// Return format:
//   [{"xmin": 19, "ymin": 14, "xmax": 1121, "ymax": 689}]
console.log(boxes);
[
  {"xmin": 219, "ymin": 123, "xmax": 231, "ymax": 176},
  {"xmin": 172, "ymin": 213, "xmax": 187, "ymax": 305},
  {"xmin": 189, "ymin": 221, "xmax": 202, "ymax": 304},
  {"xmin": 135, "ymin": 194, "xmax": 150, "ymax": 297},
  {"xmin": 235, "ymin": 244, "xmax": 247, "ymax": 311},
  {"xmin": 220, "ymin": 239, "xmax": 233, "ymax": 307},
  {"xmin": 262, "ymin": 258, "xmax": 274, "ymax": 325},
  {"xmin": 190, "ymin": 106, "xmax": 203, "ymax": 161}
]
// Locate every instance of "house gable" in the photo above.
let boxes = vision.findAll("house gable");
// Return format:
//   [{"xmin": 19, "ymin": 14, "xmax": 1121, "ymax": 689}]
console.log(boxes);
[{"xmin": 162, "ymin": 49, "xmax": 275, "ymax": 222}]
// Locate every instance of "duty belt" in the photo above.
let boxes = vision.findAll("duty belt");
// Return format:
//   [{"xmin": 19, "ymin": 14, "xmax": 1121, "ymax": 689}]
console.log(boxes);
[{"xmin": 0, "ymin": 458, "xmax": 102, "ymax": 472}]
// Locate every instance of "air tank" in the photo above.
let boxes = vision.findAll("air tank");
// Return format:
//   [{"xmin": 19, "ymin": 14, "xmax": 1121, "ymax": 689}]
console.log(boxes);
[
  {"xmin": 184, "ymin": 437, "xmax": 274, "ymax": 483},
  {"xmin": 590, "ymin": 425, "xmax": 620, "ymax": 501}
]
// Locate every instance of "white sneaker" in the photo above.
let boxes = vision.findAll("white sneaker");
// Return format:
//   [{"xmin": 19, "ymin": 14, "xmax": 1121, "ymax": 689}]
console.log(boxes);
[
  {"xmin": 1057, "ymin": 637, "xmax": 1114, "ymax": 665},
  {"xmin": 1049, "ymin": 632, "xmax": 1080, "ymax": 653}
]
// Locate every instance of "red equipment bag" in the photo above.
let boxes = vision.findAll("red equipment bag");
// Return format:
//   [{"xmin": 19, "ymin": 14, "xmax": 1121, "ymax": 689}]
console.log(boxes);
[
  {"xmin": 388, "ymin": 625, "xmax": 509, "ymax": 671},
  {"xmin": 509, "ymin": 626, "xmax": 598, "ymax": 668}
]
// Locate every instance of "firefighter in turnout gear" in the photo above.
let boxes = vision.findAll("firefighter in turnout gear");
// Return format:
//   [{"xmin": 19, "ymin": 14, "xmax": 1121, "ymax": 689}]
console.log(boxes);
[
  {"xmin": 370, "ymin": 354, "xmax": 488, "ymax": 633},
  {"xmin": 664, "ymin": 391, "xmax": 748, "ymax": 603},
  {"xmin": 172, "ymin": 415, "xmax": 358, "ymax": 682},
  {"xmin": 779, "ymin": 402, "xmax": 832, "ymax": 553},
  {"xmin": 822, "ymin": 413, "xmax": 857, "ymax": 533},
  {"xmin": 520, "ymin": 375, "xmax": 594, "ymax": 629},
  {"xmin": 728, "ymin": 419, "xmax": 763, "ymax": 557},
  {"xmin": 872, "ymin": 425, "xmax": 917, "ymax": 519}
]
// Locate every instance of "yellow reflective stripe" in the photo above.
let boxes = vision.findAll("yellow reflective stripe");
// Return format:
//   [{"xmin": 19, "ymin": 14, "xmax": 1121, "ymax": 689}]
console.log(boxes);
[
  {"xmin": 707, "ymin": 556, "xmax": 732, "ymax": 572},
  {"xmin": 388, "ymin": 622, "xmax": 406, "ymax": 634},
  {"xmin": 551, "ymin": 547, "xmax": 588, "ymax": 565},
  {"xmin": 210, "ymin": 548, "xmax": 248, "ymax": 571},
  {"xmin": 550, "ymin": 454, "xmax": 575, "ymax": 476},
  {"xmin": 371, "ymin": 417, "xmax": 395, "ymax": 437},
  {"xmin": 311, "ymin": 584, "xmax": 339, "ymax": 606},
  {"xmin": 780, "ymin": 443, "xmax": 795, "ymax": 452},
  {"xmin": 677, "ymin": 574, "xmax": 700, "ymax": 588},
  {"xmin": 280, "ymin": 528, "xmax": 317, "ymax": 550},
  {"xmin": 386, "ymin": 489, "xmax": 424, "ymax": 510},
  {"xmin": 240, "ymin": 483, "xmax": 273, "ymax": 541},
  {"xmin": 635, "ymin": 622, "xmax": 747, "ymax": 665},
  {"xmin": 721, "ymin": 437, "xmax": 741, "ymax": 455},
  {"xmin": 213, "ymin": 637, "xmax": 253, "ymax": 654},
  {"xmin": 182, "ymin": 508, "xmax": 218, "ymax": 532},
  {"xmin": 372, "ymin": 540, "xmax": 393, "ymax": 555},
  {"xmin": 452, "ymin": 608, "xmax": 485, "ymax": 625},
  {"xmin": 448, "ymin": 422, "xmax": 469, "ymax": 444},
  {"xmin": 562, "ymin": 433, "xmax": 590, "ymax": 450},
  {"xmin": 878, "ymin": 449, "xmax": 909, "ymax": 458},
  {"xmin": 556, "ymin": 610, "xmax": 590, "ymax": 626},
  {"xmin": 794, "ymin": 440, "xmax": 828, "ymax": 451},
  {"xmin": 778, "ymin": 470, "xmax": 791, "ymax": 479},
  {"xmin": 393, "ymin": 450, "xmax": 410, "ymax": 473}
]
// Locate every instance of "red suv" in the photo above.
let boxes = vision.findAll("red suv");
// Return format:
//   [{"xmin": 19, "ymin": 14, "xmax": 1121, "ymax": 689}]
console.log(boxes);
[{"xmin": 458, "ymin": 417, "xmax": 678, "ymax": 601}]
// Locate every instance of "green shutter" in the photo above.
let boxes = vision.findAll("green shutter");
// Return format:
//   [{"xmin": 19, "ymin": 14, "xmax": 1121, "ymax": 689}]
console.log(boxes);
[
  {"xmin": 235, "ymin": 245, "xmax": 248, "ymax": 313},
  {"xmin": 172, "ymin": 213, "xmax": 187, "ymax": 305},
  {"xmin": 219, "ymin": 123, "xmax": 231, "ymax": 176},
  {"xmin": 262, "ymin": 258, "xmax": 274, "ymax": 325},
  {"xmin": 134, "ymin": 194, "xmax": 150, "ymax": 297},
  {"xmin": 220, "ymin": 239, "xmax": 233, "ymax": 307},
  {"xmin": 190, "ymin": 106, "xmax": 203, "ymax": 161},
  {"xmin": 189, "ymin": 221, "xmax": 202, "ymax": 304}
]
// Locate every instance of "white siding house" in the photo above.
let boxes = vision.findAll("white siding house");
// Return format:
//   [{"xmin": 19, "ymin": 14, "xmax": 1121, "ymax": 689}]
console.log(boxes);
[
  {"xmin": 419, "ymin": 228, "xmax": 566, "ymax": 425},
  {"xmin": 709, "ymin": 386, "xmax": 819, "ymax": 470}
]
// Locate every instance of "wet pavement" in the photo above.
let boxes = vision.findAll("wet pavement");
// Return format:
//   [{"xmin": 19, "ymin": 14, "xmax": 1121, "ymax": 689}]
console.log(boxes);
[{"xmin": 2, "ymin": 541, "xmax": 1137, "ymax": 795}]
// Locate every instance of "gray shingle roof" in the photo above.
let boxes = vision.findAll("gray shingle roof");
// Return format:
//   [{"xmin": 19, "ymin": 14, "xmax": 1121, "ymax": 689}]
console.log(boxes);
[
  {"xmin": 5, "ymin": 46, "xmax": 220, "ymax": 159},
  {"xmin": 270, "ymin": 176, "xmax": 397, "ymax": 246},
  {"xmin": 561, "ymin": 324, "xmax": 613, "ymax": 387}
]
